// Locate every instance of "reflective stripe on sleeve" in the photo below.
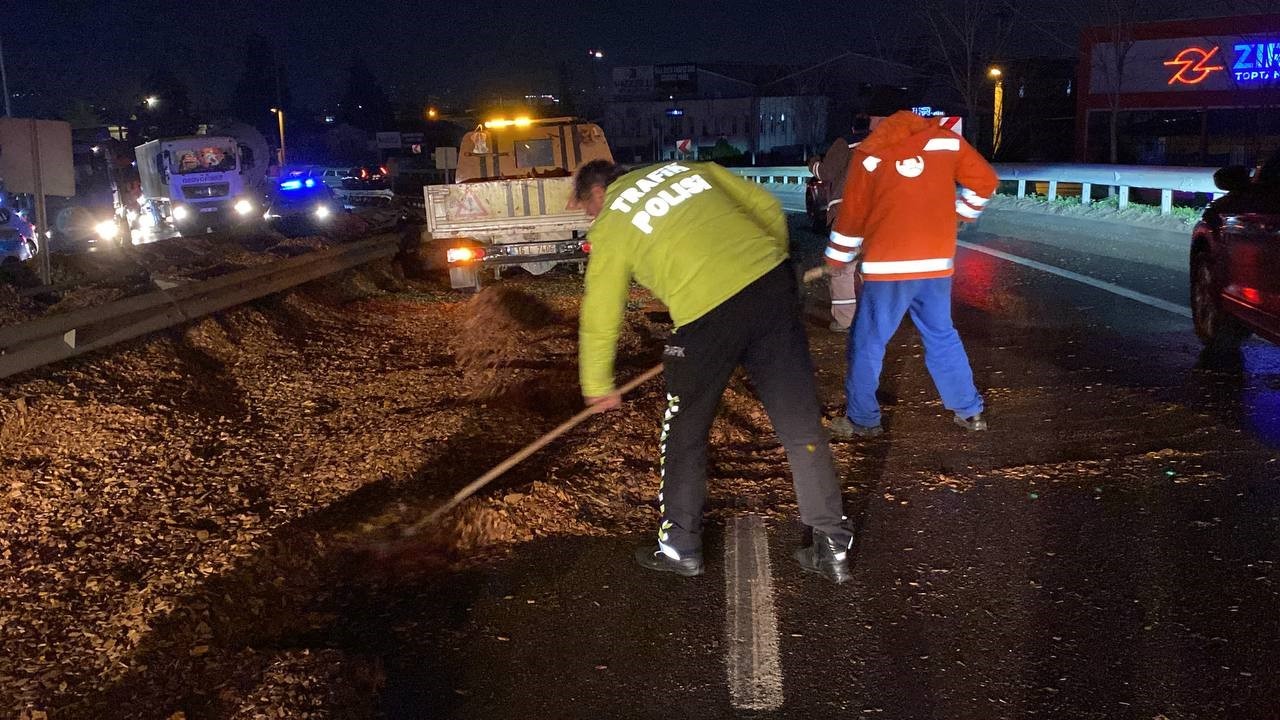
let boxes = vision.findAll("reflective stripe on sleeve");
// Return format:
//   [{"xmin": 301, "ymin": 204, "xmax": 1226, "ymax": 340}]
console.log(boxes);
[
  {"xmin": 831, "ymin": 299, "xmax": 858, "ymax": 305},
  {"xmin": 923, "ymin": 137, "xmax": 960, "ymax": 152},
  {"xmin": 955, "ymin": 201, "xmax": 982, "ymax": 219},
  {"xmin": 825, "ymin": 247, "xmax": 857, "ymax": 263},
  {"xmin": 961, "ymin": 188, "xmax": 989, "ymax": 206},
  {"xmin": 861, "ymin": 258, "xmax": 954, "ymax": 275},
  {"xmin": 829, "ymin": 231, "xmax": 863, "ymax": 248},
  {"xmin": 826, "ymin": 198, "xmax": 843, "ymax": 209}
]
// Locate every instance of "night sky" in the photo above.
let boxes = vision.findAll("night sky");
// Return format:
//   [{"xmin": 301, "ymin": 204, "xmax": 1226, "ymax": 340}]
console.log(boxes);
[{"xmin": 0, "ymin": 0, "xmax": 1261, "ymax": 115}]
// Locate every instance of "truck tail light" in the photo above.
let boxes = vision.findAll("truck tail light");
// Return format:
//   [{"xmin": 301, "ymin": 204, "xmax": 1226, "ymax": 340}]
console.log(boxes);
[{"xmin": 447, "ymin": 247, "xmax": 485, "ymax": 264}]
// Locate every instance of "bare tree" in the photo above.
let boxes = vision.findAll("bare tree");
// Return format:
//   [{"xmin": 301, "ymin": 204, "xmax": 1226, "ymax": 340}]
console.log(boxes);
[
  {"xmin": 1090, "ymin": 0, "xmax": 1138, "ymax": 163},
  {"xmin": 921, "ymin": 0, "xmax": 1016, "ymax": 148}
]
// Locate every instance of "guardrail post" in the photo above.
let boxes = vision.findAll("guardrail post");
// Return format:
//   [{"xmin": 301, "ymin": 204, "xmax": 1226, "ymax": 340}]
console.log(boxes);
[
  {"xmin": 1047, "ymin": 180, "xmax": 1058, "ymax": 201},
  {"xmin": 1016, "ymin": 179, "xmax": 1026, "ymax": 198},
  {"xmin": 1081, "ymin": 182, "xmax": 1092, "ymax": 206},
  {"xmin": 1118, "ymin": 186, "xmax": 1129, "ymax": 209},
  {"xmin": 1160, "ymin": 189, "xmax": 1172, "ymax": 215}
]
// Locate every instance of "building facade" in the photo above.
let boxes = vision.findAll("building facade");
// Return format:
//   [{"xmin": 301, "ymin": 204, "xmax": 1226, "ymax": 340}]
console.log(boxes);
[
  {"xmin": 602, "ymin": 58, "xmax": 918, "ymax": 164},
  {"xmin": 1077, "ymin": 13, "xmax": 1280, "ymax": 165}
]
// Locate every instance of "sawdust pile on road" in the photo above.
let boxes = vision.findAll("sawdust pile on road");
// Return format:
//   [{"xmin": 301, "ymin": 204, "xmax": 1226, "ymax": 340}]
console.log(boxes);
[
  {"xmin": 451, "ymin": 286, "xmax": 564, "ymax": 399},
  {"xmin": 0, "ymin": 264, "xmax": 676, "ymax": 717}
]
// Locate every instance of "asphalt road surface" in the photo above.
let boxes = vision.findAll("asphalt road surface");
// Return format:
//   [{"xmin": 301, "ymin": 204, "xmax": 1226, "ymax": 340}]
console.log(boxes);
[{"xmin": 320, "ymin": 217, "xmax": 1280, "ymax": 720}]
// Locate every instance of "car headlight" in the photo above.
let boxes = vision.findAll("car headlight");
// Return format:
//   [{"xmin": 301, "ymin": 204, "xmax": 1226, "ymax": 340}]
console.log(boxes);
[
  {"xmin": 314, "ymin": 205, "xmax": 331, "ymax": 220},
  {"xmin": 172, "ymin": 205, "xmax": 190, "ymax": 221},
  {"xmin": 94, "ymin": 219, "xmax": 119, "ymax": 241},
  {"xmin": 234, "ymin": 199, "xmax": 254, "ymax": 216}
]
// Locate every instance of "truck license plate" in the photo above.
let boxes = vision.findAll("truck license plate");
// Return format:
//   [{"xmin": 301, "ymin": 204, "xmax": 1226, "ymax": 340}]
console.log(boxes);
[
  {"xmin": 199, "ymin": 206, "xmax": 218, "ymax": 213},
  {"xmin": 514, "ymin": 244, "xmax": 556, "ymax": 256}
]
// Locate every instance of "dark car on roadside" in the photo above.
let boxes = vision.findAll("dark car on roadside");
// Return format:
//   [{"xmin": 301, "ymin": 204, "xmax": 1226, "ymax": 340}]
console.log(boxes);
[{"xmin": 1191, "ymin": 150, "xmax": 1280, "ymax": 351}]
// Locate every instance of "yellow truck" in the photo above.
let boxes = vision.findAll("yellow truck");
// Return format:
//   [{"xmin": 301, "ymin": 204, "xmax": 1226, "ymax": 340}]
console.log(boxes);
[{"xmin": 426, "ymin": 116, "xmax": 613, "ymax": 289}]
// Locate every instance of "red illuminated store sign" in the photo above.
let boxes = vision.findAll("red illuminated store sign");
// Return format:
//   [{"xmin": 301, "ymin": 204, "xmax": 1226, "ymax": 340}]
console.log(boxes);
[{"xmin": 1163, "ymin": 46, "xmax": 1225, "ymax": 85}]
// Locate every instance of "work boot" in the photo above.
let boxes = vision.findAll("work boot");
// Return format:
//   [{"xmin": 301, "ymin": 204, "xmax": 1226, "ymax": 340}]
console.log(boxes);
[
  {"xmin": 829, "ymin": 415, "xmax": 883, "ymax": 439},
  {"xmin": 793, "ymin": 529, "xmax": 852, "ymax": 584},
  {"xmin": 954, "ymin": 413, "xmax": 989, "ymax": 432},
  {"xmin": 634, "ymin": 545, "xmax": 704, "ymax": 577},
  {"xmin": 828, "ymin": 320, "xmax": 849, "ymax": 333}
]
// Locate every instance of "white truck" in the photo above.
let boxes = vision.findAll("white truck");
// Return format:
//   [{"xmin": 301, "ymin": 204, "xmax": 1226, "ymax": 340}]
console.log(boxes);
[
  {"xmin": 425, "ymin": 116, "xmax": 613, "ymax": 289},
  {"xmin": 134, "ymin": 135, "xmax": 265, "ymax": 237}
]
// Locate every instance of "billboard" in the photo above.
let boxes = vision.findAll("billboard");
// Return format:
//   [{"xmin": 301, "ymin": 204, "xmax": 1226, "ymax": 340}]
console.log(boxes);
[
  {"xmin": 0, "ymin": 118, "xmax": 75, "ymax": 197},
  {"xmin": 1089, "ymin": 35, "xmax": 1280, "ymax": 94},
  {"xmin": 613, "ymin": 66, "xmax": 655, "ymax": 98},
  {"xmin": 655, "ymin": 64, "xmax": 698, "ymax": 96}
]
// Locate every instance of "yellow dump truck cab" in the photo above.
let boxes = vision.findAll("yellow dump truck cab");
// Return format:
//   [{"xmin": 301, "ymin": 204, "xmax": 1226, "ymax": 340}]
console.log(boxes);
[{"xmin": 426, "ymin": 117, "xmax": 613, "ymax": 290}]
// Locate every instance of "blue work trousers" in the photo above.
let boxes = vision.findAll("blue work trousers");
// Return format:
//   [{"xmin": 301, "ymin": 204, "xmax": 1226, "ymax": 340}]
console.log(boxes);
[{"xmin": 845, "ymin": 276, "xmax": 983, "ymax": 427}]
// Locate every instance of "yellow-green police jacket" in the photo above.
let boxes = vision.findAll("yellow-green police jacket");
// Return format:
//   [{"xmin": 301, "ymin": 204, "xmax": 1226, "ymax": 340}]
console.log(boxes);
[{"xmin": 579, "ymin": 161, "xmax": 789, "ymax": 397}]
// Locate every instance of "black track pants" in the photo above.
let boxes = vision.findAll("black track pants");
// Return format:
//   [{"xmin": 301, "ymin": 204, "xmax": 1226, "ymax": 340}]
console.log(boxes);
[{"xmin": 655, "ymin": 262, "xmax": 851, "ymax": 557}]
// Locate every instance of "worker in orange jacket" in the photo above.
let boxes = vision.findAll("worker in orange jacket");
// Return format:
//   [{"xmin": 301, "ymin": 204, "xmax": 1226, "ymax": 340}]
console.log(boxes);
[{"xmin": 822, "ymin": 110, "xmax": 998, "ymax": 437}]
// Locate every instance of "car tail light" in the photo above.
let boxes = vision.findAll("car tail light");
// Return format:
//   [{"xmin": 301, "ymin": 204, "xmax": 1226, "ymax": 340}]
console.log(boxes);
[
  {"xmin": 581, "ymin": 241, "xmax": 591, "ymax": 254},
  {"xmin": 447, "ymin": 247, "xmax": 485, "ymax": 264},
  {"xmin": 1243, "ymin": 287, "xmax": 1261, "ymax": 304}
]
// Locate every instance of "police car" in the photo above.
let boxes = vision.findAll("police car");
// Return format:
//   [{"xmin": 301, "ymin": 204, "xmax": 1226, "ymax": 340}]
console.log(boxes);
[{"xmin": 263, "ymin": 171, "xmax": 342, "ymax": 232}]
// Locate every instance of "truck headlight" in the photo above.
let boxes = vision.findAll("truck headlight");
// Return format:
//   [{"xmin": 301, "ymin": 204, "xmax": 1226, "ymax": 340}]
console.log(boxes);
[
  {"xmin": 172, "ymin": 205, "xmax": 190, "ymax": 221},
  {"xmin": 234, "ymin": 199, "xmax": 254, "ymax": 216},
  {"xmin": 94, "ymin": 219, "xmax": 119, "ymax": 241}
]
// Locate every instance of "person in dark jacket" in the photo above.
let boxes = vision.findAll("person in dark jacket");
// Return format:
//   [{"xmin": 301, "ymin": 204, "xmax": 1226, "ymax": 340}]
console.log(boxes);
[{"xmin": 808, "ymin": 115, "xmax": 871, "ymax": 332}]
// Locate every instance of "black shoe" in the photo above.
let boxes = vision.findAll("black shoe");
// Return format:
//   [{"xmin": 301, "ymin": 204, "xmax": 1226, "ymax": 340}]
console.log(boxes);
[
  {"xmin": 634, "ymin": 545, "xmax": 704, "ymax": 577},
  {"xmin": 793, "ymin": 530, "xmax": 852, "ymax": 584},
  {"xmin": 830, "ymin": 416, "xmax": 883, "ymax": 439},
  {"xmin": 954, "ymin": 413, "xmax": 988, "ymax": 431}
]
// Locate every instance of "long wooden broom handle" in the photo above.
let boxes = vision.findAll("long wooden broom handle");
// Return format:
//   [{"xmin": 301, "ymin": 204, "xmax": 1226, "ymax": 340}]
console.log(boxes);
[{"xmin": 405, "ymin": 363, "xmax": 664, "ymax": 535}]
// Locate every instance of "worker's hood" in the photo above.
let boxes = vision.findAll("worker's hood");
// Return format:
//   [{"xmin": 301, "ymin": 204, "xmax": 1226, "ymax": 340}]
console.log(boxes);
[{"xmin": 856, "ymin": 111, "xmax": 936, "ymax": 157}]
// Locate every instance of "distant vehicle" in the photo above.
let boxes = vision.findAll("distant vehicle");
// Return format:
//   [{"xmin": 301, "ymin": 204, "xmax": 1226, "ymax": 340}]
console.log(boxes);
[
  {"xmin": 133, "ymin": 135, "xmax": 264, "ymax": 236},
  {"xmin": 0, "ymin": 226, "xmax": 36, "ymax": 265},
  {"xmin": 1191, "ymin": 150, "xmax": 1280, "ymax": 351},
  {"xmin": 332, "ymin": 165, "xmax": 394, "ymax": 209},
  {"xmin": 0, "ymin": 207, "xmax": 36, "ymax": 245},
  {"xmin": 431, "ymin": 116, "xmax": 612, "ymax": 289},
  {"xmin": 343, "ymin": 165, "xmax": 390, "ymax": 190},
  {"xmin": 313, "ymin": 166, "xmax": 352, "ymax": 189},
  {"xmin": 264, "ymin": 172, "xmax": 342, "ymax": 232}
]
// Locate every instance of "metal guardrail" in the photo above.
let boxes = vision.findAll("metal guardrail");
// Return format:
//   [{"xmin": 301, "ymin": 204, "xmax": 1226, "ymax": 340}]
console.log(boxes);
[
  {"xmin": 729, "ymin": 163, "xmax": 1222, "ymax": 215},
  {"xmin": 991, "ymin": 163, "xmax": 1218, "ymax": 214},
  {"xmin": 731, "ymin": 167, "xmax": 812, "ymax": 186},
  {"xmin": 0, "ymin": 236, "xmax": 400, "ymax": 380}
]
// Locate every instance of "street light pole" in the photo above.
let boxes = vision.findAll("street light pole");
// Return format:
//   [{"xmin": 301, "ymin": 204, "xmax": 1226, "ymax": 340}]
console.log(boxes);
[
  {"xmin": 0, "ymin": 35, "xmax": 12, "ymax": 117},
  {"xmin": 271, "ymin": 108, "xmax": 286, "ymax": 166},
  {"xmin": 988, "ymin": 67, "xmax": 1004, "ymax": 156}
]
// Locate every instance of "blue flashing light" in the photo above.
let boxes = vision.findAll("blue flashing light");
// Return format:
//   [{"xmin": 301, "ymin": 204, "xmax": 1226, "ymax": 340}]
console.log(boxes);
[
  {"xmin": 305, "ymin": 178, "xmax": 315, "ymax": 188},
  {"xmin": 280, "ymin": 179, "xmax": 303, "ymax": 190}
]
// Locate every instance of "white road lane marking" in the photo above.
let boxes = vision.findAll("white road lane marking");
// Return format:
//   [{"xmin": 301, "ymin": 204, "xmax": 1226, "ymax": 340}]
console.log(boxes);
[
  {"xmin": 724, "ymin": 514, "xmax": 784, "ymax": 711},
  {"xmin": 957, "ymin": 240, "xmax": 1193, "ymax": 318}
]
